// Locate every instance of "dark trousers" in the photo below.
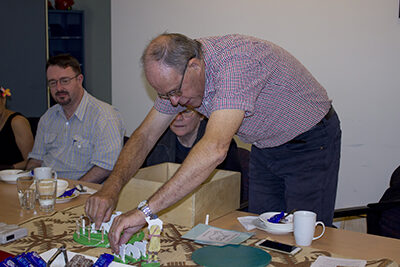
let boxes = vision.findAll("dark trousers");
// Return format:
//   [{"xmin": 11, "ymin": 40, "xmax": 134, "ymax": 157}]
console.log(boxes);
[{"xmin": 248, "ymin": 109, "xmax": 342, "ymax": 226}]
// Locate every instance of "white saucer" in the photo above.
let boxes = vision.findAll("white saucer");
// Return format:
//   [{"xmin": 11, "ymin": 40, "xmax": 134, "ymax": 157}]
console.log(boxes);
[
  {"xmin": 254, "ymin": 218, "xmax": 293, "ymax": 235},
  {"xmin": 56, "ymin": 190, "xmax": 79, "ymax": 203}
]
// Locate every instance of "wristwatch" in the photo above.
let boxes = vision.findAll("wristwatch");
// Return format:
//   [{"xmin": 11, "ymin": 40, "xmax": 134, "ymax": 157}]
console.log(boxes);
[{"xmin": 137, "ymin": 200, "xmax": 157, "ymax": 219}]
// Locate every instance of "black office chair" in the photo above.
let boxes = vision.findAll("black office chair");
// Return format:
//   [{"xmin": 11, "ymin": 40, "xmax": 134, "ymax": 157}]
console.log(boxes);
[
  {"xmin": 27, "ymin": 117, "xmax": 40, "ymax": 138},
  {"xmin": 334, "ymin": 165, "xmax": 400, "ymax": 239}
]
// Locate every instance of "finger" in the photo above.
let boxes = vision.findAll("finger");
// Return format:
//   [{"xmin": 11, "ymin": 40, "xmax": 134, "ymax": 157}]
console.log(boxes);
[
  {"xmin": 94, "ymin": 204, "xmax": 107, "ymax": 230},
  {"xmin": 119, "ymin": 228, "xmax": 137, "ymax": 245},
  {"xmin": 109, "ymin": 217, "xmax": 122, "ymax": 254},
  {"xmin": 103, "ymin": 207, "xmax": 114, "ymax": 224},
  {"xmin": 85, "ymin": 196, "xmax": 97, "ymax": 223}
]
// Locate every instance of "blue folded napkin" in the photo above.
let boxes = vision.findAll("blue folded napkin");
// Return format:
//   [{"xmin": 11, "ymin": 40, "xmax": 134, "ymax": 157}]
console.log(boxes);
[
  {"xmin": 58, "ymin": 188, "xmax": 76, "ymax": 198},
  {"xmin": 267, "ymin": 211, "xmax": 284, "ymax": 223}
]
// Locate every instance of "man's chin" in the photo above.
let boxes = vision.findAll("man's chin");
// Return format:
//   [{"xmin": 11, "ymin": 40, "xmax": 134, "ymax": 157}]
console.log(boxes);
[{"xmin": 55, "ymin": 98, "xmax": 71, "ymax": 106}]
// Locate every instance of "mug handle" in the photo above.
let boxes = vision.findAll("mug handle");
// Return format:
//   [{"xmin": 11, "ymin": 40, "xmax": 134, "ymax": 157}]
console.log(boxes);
[
  {"xmin": 52, "ymin": 171, "xmax": 58, "ymax": 179},
  {"xmin": 313, "ymin": 221, "xmax": 325, "ymax": 240}
]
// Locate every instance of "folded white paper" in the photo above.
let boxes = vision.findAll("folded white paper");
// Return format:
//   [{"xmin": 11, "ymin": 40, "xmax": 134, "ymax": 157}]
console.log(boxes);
[
  {"xmin": 311, "ymin": 256, "xmax": 366, "ymax": 267},
  {"xmin": 237, "ymin": 216, "xmax": 259, "ymax": 231}
]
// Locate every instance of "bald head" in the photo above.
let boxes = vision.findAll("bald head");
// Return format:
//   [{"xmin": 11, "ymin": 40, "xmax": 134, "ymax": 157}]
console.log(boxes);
[{"xmin": 141, "ymin": 33, "xmax": 202, "ymax": 74}]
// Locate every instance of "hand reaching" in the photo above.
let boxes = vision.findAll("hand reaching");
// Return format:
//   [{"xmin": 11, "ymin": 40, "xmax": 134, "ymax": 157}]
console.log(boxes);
[
  {"xmin": 108, "ymin": 209, "xmax": 146, "ymax": 254},
  {"xmin": 84, "ymin": 187, "xmax": 119, "ymax": 229}
]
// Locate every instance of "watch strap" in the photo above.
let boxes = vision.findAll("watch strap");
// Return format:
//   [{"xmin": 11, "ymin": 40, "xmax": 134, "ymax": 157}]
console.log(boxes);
[{"xmin": 138, "ymin": 200, "xmax": 157, "ymax": 219}]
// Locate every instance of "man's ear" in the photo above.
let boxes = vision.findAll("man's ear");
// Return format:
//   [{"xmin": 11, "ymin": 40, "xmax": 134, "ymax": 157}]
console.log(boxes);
[
  {"xmin": 189, "ymin": 58, "xmax": 202, "ymax": 71},
  {"xmin": 77, "ymin": 73, "xmax": 84, "ymax": 84}
]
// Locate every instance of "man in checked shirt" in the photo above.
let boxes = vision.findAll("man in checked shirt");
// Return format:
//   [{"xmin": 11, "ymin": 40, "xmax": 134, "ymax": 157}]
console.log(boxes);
[{"xmin": 86, "ymin": 33, "xmax": 341, "ymax": 253}]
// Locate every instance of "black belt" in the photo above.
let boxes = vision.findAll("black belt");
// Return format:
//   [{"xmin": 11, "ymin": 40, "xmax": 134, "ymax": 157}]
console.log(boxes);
[
  {"xmin": 317, "ymin": 106, "xmax": 335, "ymax": 126},
  {"xmin": 287, "ymin": 106, "xmax": 335, "ymax": 144}
]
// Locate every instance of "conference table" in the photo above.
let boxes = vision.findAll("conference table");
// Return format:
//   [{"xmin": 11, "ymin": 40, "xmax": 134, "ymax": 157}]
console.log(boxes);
[{"xmin": 1, "ymin": 179, "xmax": 399, "ymax": 267}]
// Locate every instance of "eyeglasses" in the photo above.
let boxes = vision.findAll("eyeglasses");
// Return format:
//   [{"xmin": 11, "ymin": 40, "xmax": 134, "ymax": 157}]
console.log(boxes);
[
  {"xmin": 179, "ymin": 109, "xmax": 195, "ymax": 118},
  {"xmin": 47, "ymin": 74, "xmax": 79, "ymax": 88},
  {"xmin": 158, "ymin": 56, "xmax": 195, "ymax": 100}
]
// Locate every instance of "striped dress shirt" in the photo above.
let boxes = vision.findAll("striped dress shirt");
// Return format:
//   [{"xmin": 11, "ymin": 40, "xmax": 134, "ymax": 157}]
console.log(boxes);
[{"xmin": 29, "ymin": 91, "xmax": 125, "ymax": 180}]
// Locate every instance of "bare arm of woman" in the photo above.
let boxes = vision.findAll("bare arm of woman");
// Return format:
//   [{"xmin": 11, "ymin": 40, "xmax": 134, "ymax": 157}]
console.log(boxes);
[{"xmin": 11, "ymin": 115, "xmax": 34, "ymax": 169}]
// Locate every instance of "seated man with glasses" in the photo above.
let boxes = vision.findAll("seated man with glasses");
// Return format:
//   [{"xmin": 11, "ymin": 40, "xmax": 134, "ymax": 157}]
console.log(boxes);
[
  {"xmin": 143, "ymin": 108, "xmax": 241, "ymax": 173},
  {"xmin": 26, "ymin": 54, "xmax": 125, "ymax": 183}
]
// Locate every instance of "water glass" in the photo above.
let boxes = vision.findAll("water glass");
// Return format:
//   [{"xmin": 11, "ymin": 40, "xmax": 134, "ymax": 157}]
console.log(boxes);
[
  {"xmin": 36, "ymin": 179, "xmax": 57, "ymax": 212},
  {"xmin": 16, "ymin": 176, "xmax": 36, "ymax": 210}
]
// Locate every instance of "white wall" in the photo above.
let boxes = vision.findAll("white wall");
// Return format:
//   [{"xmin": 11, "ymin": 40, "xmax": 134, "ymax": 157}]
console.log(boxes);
[{"xmin": 111, "ymin": 0, "xmax": 400, "ymax": 209}]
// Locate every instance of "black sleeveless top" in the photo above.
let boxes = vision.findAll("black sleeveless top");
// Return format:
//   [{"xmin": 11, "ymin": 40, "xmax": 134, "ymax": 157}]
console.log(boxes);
[{"xmin": 0, "ymin": 112, "xmax": 24, "ymax": 165}]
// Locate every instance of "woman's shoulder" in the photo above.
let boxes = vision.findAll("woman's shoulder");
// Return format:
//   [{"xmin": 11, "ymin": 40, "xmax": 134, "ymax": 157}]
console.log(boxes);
[{"xmin": 10, "ymin": 113, "xmax": 31, "ymax": 130}]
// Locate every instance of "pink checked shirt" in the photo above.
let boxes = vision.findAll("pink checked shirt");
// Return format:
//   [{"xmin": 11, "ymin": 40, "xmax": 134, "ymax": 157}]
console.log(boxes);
[{"xmin": 154, "ymin": 34, "xmax": 331, "ymax": 148}]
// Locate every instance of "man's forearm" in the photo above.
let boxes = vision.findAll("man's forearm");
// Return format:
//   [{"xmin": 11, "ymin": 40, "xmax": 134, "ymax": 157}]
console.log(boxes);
[
  {"xmin": 26, "ymin": 158, "xmax": 43, "ymax": 170},
  {"xmin": 101, "ymin": 129, "xmax": 158, "ymax": 192},
  {"xmin": 146, "ymin": 109, "xmax": 245, "ymax": 216},
  {"xmin": 148, "ymin": 137, "xmax": 227, "ymax": 214},
  {"xmin": 79, "ymin": 166, "xmax": 112, "ymax": 184},
  {"xmin": 101, "ymin": 108, "xmax": 175, "ymax": 193}
]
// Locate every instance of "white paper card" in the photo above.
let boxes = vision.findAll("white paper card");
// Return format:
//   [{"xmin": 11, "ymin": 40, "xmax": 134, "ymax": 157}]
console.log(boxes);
[
  {"xmin": 311, "ymin": 256, "xmax": 366, "ymax": 267},
  {"xmin": 181, "ymin": 224, "xmax": 254, "ymax": 246}
]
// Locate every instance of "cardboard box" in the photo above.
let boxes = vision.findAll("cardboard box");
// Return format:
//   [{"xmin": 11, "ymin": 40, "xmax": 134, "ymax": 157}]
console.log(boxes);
[{"xmin": 116, "ymin": 163, "xmax": 241, "ymax": 227}]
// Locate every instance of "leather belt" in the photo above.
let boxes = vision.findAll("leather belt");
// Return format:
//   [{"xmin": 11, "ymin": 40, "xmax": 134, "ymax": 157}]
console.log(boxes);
[
  {"xmin": 317, "ymin": 106, "xmax": 335, "ymax": 125},
  {"xmin": 287, "ymin": 106, "xmax": 335, "ymax": 144}
]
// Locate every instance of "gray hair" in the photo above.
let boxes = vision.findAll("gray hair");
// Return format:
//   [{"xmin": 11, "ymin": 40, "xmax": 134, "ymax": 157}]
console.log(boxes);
[{"xmin": 141, "ymin": 33, "xmax": 202, "ymax": 73}]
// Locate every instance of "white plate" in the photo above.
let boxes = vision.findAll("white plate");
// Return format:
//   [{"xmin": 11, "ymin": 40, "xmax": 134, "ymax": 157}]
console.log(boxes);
[
  {"xmin": 40, "ymin": 248, "xmax": 129, "ymax": 266},
  {"xmin": 56, "ymin": 190, "xmax": 79, "ymax": 203},
  {"xmin": 254, "ymin": 218, "xmax": 293, "ymax": 235},
  {"xmin": 259, "ymin": 212, "xmax": 293, "ymax": 230},
  {"xmin": 0, "ymin": 169, "xmax": 31, "ymax": 184}
]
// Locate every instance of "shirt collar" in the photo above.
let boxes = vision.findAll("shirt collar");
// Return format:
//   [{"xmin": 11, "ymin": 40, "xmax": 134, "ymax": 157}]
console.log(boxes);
[
  {"xmin": 55, "ymin": 90, "xmax": 88, "ymax": 122},
  {"xmin": 74, "ymin": 90, "xmax": 88, "ymax": 121}
]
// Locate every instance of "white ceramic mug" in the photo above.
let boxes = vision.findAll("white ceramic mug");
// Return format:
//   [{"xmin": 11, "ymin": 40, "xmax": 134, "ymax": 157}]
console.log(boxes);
[
  {"xmin": 293, "ymin": 210, "xmax": 325, "ymax": 246},
  {"xmin": 33, "ymin": 167, "xmax": 57, "ymax": 180}
]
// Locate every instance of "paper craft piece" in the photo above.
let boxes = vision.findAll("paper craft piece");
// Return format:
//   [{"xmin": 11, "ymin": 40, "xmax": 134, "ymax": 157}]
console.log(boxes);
[
  {"xmin": 90, "ymin": 212, "xmax": 122, "ymax": 234},
  {"xmin": 192, "ymin": 244, "xmax": 271, "ymax": 267},
  {"xmin": 73, "ymin": 213, "xmax": 145, "ymax": 249},
  {"xmin": 311, "ymin": 256, "xmax": 367, "ymax": 267},
  {"xmin": 145, "ymin": 216, "xmax": 163, "ymax": 265},
  {"xmin": 113, "ymin": 241, "xmax": 149, "ymax": 265},
  {"xmin": 181, "ymin": 224, "xmax": 254, "ymax": 246}
]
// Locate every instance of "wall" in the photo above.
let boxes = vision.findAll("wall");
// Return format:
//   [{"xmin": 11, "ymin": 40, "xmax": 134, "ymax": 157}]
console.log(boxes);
[
  {"xmin": 111, "ymin": 0, "xmax": 400, "ymax": 209},
  {"xmin": 0, "ymin": 0, "xmax": 48, "ymax": 117},
  {"xmin": 74, "ymin": 0, "xmax": 112, "ymax": 103}
]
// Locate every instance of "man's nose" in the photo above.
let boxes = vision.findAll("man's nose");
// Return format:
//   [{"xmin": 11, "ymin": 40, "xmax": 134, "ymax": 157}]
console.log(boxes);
[
  {"xmin": 53, "ymin": 80, "xmax": 63, "ymax": 91},
  {"xmin": 175, "ymin": 113, "xmax": 184, "ymax": 120},
  {"xmin": 169, "ymin": 95, "xmax": 180, "ymax": 106}
]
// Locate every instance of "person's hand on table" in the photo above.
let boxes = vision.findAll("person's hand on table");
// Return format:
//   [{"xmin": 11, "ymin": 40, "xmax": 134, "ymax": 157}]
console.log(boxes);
[
  {"xmin": 108, "ymin": 209, "xmax": 146, "ymax": 254},
  {"xmin": 85, "ymin": 187, "xmax": 119, "ymax": 229}
]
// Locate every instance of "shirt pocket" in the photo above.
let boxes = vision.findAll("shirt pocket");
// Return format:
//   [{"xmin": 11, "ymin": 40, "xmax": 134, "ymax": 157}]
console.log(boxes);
[
  {"xmin": 44, "ymin": 133, "xmax": 58, "ymax": 149},
  {"xmin": 72, "ymin": 135, "xmax": 93, "ymax": 159}
]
